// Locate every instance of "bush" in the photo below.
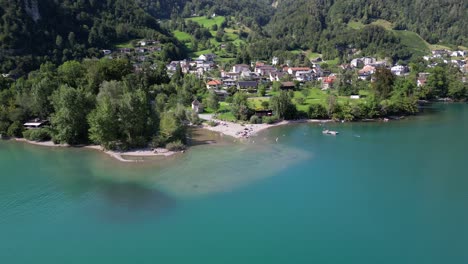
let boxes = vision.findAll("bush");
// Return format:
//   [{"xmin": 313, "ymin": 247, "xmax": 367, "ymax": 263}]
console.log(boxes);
[
  {"xmin": 23, "ymin": 128, "xmax": 51, "ymax": 142},
  {"xmin": 263, "ymin": 115, "xmax": 279, "ymax": 124},
  {"xmin": 295, "ymin": 97, "xmax": 306, "ymax": 105},
  {"xmin": 7, "ymin": 121, "xmax": 23, "ymax": 137},
  {"xmin": 166, "ymin": 140, "xmax": 186, "ymax": 151},
  {"xmin": 308, "ymin": 104, "xmax": 328, "ymax": 119},
  {"xmin": 249, "ymin": 115, "xmax": 262, "ymax": 124}
]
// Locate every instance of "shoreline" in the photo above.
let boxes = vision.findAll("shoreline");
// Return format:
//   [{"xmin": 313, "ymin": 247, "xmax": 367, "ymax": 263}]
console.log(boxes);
[
  {"xmin": 12, "ymin": 138, "xmax": 179, "ymax": 163},
  {"xmin": 6, "ymin": 116, "xmax": 397, "ymax": 162}
]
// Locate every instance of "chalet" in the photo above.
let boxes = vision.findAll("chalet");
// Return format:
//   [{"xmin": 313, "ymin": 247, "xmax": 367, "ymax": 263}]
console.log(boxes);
[
  {"xmin": 255, "ymin": 65, "xmax": 277, "ymax": 76},
  {"xmin": 223, "ymin": 78, "xmax": 236, "ymax": 87},
  {"xmin": 191, "ymin": 99, "xmax": 203, "ymax": 113},
  {"xmin": 272, "ymin": 57, "xmax": 279, "ymax": 65},
  {"xmin": 269, "ymin": 71, "xmax": 286, "ymax": 82},
  {"xmin": 213, "ymin": 89, "xmax": 229, "ymax": 101},
  {"xmin": 24, "ymin": 119, "xmax": 48, "ymax": 129},
  {"xmin": 119, "ymin": 48, "xmax": 133, "ymax": 54},
  {"xmin": 358, "ymin": 65, "xmax": 376, "ymax": 76},
  {"xmin": 321, "ymin": 76, "xmax": 336, "ymax": 90},
  {"xmin": 391, "ymin": 65, "xmax": 408, "ymax": 76},
  {"xmin": 237, "ymin": 81, "xmax": 258, "ymax": 91},
  {"xmin": 221, "ymin": 71, "xmax": 241, "ymax": 81},
  {"xmin": 350, "ymin": 58, "xmax": 364, "ymax": 68},
  {"xmin": 295, "ymin": 70, "xmax": 314, "ymax": 81},
  {"xmin": 255, "ymin": 110, "xmax": 273, "ymax": 117},
  {"xmin": 286, "ymin": 67, "xmax": 311, "ymax": 76},
  {"xmin": 417, "ymin": 77, "xmax": 427, "ymax": 87},
  {"xmin": 232, "ymin": 64, "xmax": 250, "ymax": 73},
  {"xmin": 198, "ymin": 53, "xmax": 216, "ymax": 62},
  {"xmin": 280, "ymin": 82, "xmax": 296, "ymax": 90},
  {"xmin": 206, "ymin": 80, "xmax": 223, "ymax": 89},
  {"xmin": 432, "ymin": 50, "xmax": 447, "ymax": 56},
  {"xmin": 363, "ymin": 57, "xmax": 376, "ymax": 65}
]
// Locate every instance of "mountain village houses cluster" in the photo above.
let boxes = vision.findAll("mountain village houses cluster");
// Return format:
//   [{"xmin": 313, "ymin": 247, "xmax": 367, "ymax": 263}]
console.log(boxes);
[{"xmin": 164, "ymin": 48, "xmax": 467, "ymax": 105}]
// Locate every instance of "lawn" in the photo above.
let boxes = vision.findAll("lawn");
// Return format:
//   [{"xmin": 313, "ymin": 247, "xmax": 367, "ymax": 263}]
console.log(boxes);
[
  {"xmin": 370, "ymin": 19, "xmax": 393, "ymax": 30},
  {"xmin": 348, "ymin": 20, "xmax": 365, "ymax": 30},
  {"xmin": 394, "ymin": 30, "xmax": 430, "ymax": 56},
  {"xmin": 115, "ymin": 40, "xmax": 135, "ymax": 48},
  {"xmin": 186, "ymin": 16, "xmax": 226, "ymax": 28},
  {"xmin": 173, "ymin": 30, "xmax": 192, "ymax": 42}
]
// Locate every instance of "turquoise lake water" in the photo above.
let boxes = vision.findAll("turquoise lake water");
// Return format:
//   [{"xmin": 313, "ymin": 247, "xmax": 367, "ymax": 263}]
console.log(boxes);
[{"xmin": 1, "ymin": 103, "xmax": 467, "ymax": 263}]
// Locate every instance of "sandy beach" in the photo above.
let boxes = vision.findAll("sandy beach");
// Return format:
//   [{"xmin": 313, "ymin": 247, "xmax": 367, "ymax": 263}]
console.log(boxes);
[{"xmin": 201, "ymin": 118, "xmax": 333, "ymax": 139}]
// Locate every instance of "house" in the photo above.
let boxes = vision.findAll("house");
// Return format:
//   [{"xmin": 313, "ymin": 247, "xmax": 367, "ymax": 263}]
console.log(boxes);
[
  {"xmin": 24, "ymin": 119, "xmax": 48, "ymax": 129},
  {"xmin": 350, "ymin": 95, "xmax": 360, "ymax": 99},
  {"xmin": 232, "ymin": 64, "xmax": 250, "ymax": 73},
  {"xmin": 221, "ymin": 71, "xmax": 241, "ymax": 80},
  {"xmin": 358, "ymin": 65, "xmax": 376, "ymax": 76},
  {"xmin": 255, "ymin": 110, "xmax": 273, "ymax": 117},
  {"xmin": 432, "ymin": 50, "xmax": 447, "ymax": 56},
  {"xmin": 321, "ymin": 76, "xmax": 336, "ymax": 90},
  {"xmin": 119, "ymin": 48, "xmax": 133, "ymax": 54},
  {"xmin": 102, "ymin": 50, "xmax": 112, "ymax": 55},
  {"xmin": 192, "ymin": 99, "xmax": 203, "ymax": 113},
  {"xmin": 295, "ymin": 70, "xmax": 314, "ymax": 81},
  {"xmin": 213, "ymin": 89, "xmax": 229, "ymax": 101},
  {"xmin": 363, "ymin": 57, "xmax": 376, "ymax": 65},
  {"xmin": 286, "ymin": 67, "xmax": 311, "ymax": 76},
  {"xmin": 198, "ymin": 53, "xmax": 216, "ymax": 62},
  {"xmin": 255, "ymin": 65, "xmax": 276, "ymax": 76},
  {"xmin": 269, "ymin": 72, "xmax": 286, "ymax": 82},
  {"xmin": 206, "ymin": 80, "xmax": 223, "ymax": 89},
  {"xmin": 417, "ymin": 77, "xmax": 427, "ymax": 87},
  {"xmin": 391, "ymin": 65, "xmax": 408, "ymax": 76},
  {"xmin": 237, "ymin": 81, "xmax": 258, "ymax": 91},
  {"xmin": 280, "ymin": 82, "xmax": 296, "ymax": 90},
  {"xmin": 272, "ymin": 57, "xmax": 279, "ymax": 65},
  {"xmin": 223, "ymin": 78, "xmax": 236, "ymax": 87},
  {"xmin": 350, "ymin": 58, "xmax": 364, "ymax": 68}
]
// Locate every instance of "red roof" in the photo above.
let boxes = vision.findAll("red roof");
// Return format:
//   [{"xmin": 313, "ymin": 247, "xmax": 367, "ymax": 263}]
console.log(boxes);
[
  {"xmin": 207, "ymin": 80, "xmax": 222, "ymax": 85},
  {"xmin": 323, "ymin": 76, "xmax": 336, "ymax": 84}
]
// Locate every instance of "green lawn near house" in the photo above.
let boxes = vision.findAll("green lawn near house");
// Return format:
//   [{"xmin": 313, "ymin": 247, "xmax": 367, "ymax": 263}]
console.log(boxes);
[
  {"xmin": 394, "ymin": 30, "xmax": 430, "ymax": 57},
  {"xmin": 173, "ymin": 30, "xmax": 192, "ymax": 42}
]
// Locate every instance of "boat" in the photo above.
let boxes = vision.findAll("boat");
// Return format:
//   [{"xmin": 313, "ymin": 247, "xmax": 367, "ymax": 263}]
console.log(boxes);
[{"xmin": 322, "ymin": 129, "xmax": 339, "ymax": 135}]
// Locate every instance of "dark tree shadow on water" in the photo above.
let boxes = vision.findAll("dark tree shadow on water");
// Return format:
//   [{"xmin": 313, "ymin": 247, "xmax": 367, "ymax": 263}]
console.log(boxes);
[{"xmin": 93, "ymin": 181, "xmax": 176, "ymax": 223}]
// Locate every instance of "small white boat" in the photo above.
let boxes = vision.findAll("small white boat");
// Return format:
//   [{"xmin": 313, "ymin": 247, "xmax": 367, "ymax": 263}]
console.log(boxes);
[{"xmin": 322, "ymin": 129, "xmax": 339, "ymax": 135}]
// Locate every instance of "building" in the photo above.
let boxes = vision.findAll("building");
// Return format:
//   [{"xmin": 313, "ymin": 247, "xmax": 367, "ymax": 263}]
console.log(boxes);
[
  {"xmin": 237, "ymin": 81, "xmax": 258, "ymax": 91},
  {"xmin": 321, "ymin": 76, "xmax": 336, "ymax": 90},
  {"xmin": 198, "ymin": 53, "xmax": 216, "ymax": 62},
  {"xmin": 206, "ymin": 80, "xmax": 223, "ymax": 89},
  {"xmin": 391, "ymin": 65, "xmax": 408, "ymax": 76},
  {"xmin": 192, "ymin": 99, "xmax": 203, "ymax": 113},
  {"xmin": 280, "ymin": 82, "xmax": 296, "ymax": 90},
  {"xmin": 254, "ymin": 65, "xmax": 276, "ymax": 76},
  {"xmin": 232, "ymin": 64, "xmax": 250, "ymax": 73},
  {"xmin": 24, "ymin": 119, "xmax": 48, "ymax": 129},
  {"xmin": 272, "ymin": 57, "xmax": 279, "ymax": 65}
]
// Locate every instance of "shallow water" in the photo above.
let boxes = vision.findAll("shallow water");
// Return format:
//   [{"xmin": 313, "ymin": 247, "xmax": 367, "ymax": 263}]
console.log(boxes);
[{"xmin": 1, "ymin": 103, "xmax": 467, "ymax": 263}]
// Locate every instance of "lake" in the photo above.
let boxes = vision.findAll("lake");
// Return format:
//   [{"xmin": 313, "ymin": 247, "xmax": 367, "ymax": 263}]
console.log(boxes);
[{"xmin": 1, "ymin": 103, "xmax": 467, "ymax": 263}]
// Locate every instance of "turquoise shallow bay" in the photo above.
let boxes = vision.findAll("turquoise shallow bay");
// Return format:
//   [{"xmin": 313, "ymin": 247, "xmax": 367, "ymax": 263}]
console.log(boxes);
[{"xmin": 1, "ymin": 104, "xmax": 467, "ymax": 263}]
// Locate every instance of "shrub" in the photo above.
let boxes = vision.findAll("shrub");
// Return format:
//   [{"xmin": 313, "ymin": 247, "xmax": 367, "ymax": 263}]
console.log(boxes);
[
  {"xmin": 249, "ymin": 115, "xmax": 262, "ymax": 124},
  {"xmin": 23, "ymin": 128, "xmax": 51, "ymax": 142},
  {"xmin": 295, "ymin": 97, "xmax": 306, "ymax": 105},
  {"xmin": 166, "ymin": 140, "xmax": 186, "ymax": 151},
  {"xmin": 308, "ymin": 104, "xmax": 328, "ymax": 119},
  {"xmin": 263, "ymin": 115, "xmax": 279, "ymax": 124},
  {"xmin": 7, "ymin": 121, "xmax": 23, "ymax": 137}
]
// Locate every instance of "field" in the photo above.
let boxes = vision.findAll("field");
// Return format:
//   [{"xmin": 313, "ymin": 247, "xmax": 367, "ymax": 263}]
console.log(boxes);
[
  {"xmin": 394, "ymin": 30, "xmax": 430, "ymax": 56},
  {"xmin": 186, "ymin": 16, "xmax": 226, "ymax": 28},
  {"xmin": 246, "ymin": 87, "xmax": 368, "ymax": 113},
  {"xmin": 171, "ymin": 16, "xmax": 247, "ymax": 61}
]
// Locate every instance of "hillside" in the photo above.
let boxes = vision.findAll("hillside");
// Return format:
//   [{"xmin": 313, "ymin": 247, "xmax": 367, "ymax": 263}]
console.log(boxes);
[{"xmin": 0, "ymin": 0, "xmax": 182, "ymax": 74}]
